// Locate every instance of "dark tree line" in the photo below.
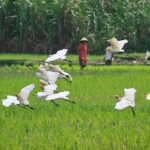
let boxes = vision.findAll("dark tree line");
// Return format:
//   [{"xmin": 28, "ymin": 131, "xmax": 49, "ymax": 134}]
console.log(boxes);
[{"xmin": 0, "ymin": 0, "xmax": 150, "ymax": 54}]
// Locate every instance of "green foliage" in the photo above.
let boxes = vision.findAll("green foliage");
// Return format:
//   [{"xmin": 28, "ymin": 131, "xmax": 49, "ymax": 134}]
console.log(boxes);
[{"xmin": 0, "ymin": 0, "xmax": 150, "ymax": 53}]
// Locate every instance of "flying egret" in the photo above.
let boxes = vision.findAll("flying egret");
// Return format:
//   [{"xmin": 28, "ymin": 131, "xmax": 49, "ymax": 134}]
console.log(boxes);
[
  {"xmin": 36, "ymin": 65, "xmax": 59, "ymax": 84},
  {"xmin": 36, "ymin": 84, "xmax": 75, "ymax": 105},
  {"xmin": 45, "ymin": 49, "xmax": 72, "ymax": 63},
  {"xmin": 145, "ymin": 51, "xmax": 150, "ymax": 60},
  {"xmin": 44, "ymin": 64, "xmax": 72, "ymax": 83},
  {"xmin": 16, "ymin": 83, "xmax": 35, "ymax": 109},
  {"xmin": 114, "ymin": 88, "xmax": 137, "ymax": 116},
  {"xmin": 36, "ymin": 84, "xmax": 59, "ymax": 106},
  {"xmin": 105, "ymin": 37, "xmax": 128, "ymax": 53},
  {"xmin": 2, "ymin": 83, "xmax": 35, "ymax": 110}
]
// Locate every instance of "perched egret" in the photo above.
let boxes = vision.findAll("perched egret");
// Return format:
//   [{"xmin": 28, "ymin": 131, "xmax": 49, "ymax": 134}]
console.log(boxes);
[
  {"xmin": 114, "ymin": 88, "xmax": 136, "ymax": 116},
  {"xmin": 145, "ymin": 51, "xmax": 150, "ymax": 60},
  {"xmin": 45, "ymin": 49, "xmax": 72, "ymax": 63},
  {"xmin": 36, "ymin": 65, "xmax": 59, "ymax": 84},
  {"xmin": 44, "ymin": 64, "xmax": 72, "ymax": 83},
  {"xmin": 106, "ymin": 37, "xmax": 128, "ymax": 53},
  {"xmin": 2, "ymin": 83, "xmax": 35, "ymax": 110}
]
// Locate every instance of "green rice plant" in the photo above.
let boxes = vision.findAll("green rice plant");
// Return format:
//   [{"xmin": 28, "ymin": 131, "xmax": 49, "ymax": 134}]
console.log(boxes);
[{"xmin": 1, "ymin": 63, "xmax": 150, "ymax": 149}]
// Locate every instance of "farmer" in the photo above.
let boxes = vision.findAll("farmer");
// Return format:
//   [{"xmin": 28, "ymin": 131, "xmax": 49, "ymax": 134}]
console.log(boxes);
[
  {"xmin": 105, "ymin": 50, "xmax": 114, "ymax": 65},
  {"xmin": 78, "ymin": 37, "xmax": 88, "ymax": 70}
]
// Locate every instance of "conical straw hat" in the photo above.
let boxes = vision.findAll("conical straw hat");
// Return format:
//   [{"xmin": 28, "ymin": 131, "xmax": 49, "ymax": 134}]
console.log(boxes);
[{"xmin": 80, "ymin": 37, "xmax": 88, "ymax": 42}]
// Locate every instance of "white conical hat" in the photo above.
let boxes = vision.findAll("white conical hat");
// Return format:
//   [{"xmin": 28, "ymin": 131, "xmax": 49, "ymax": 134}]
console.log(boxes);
[{"xmin": 80, "ymin": 37, "xmax": 88, "ymax": 42}]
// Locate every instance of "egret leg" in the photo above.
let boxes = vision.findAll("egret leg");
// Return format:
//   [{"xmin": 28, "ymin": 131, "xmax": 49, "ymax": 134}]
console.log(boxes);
[
  {"xmin": 17, "ymin": 104, "xmax": 26, "ymax": 109},
  {"xmin": 51, "ymin": 100, "xmax": 59, "ymax": 107},
  {"xmin": 26, "ymin": 105, "xmax": 34, "ymax": 110},
  {"xmin": 64, "ymin": 99, "xmax": 76, "ymax": 104},
  {"xmin": 130, "ymin": 107, "xmax": 135, "ymax": 116},
  {"xmin": 63, "ymin": 59, "xmax": 72, "ymax": 63}
]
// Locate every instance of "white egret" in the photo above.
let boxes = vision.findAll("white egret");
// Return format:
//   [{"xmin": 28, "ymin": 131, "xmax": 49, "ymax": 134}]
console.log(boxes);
[
  {"xmin": 36, "ymin": 84, "xmax": 75, "ymax": 105},
  {"xmin": 45, "ymin": 49, "xmax": 72, "ymax": 63},
  {"xmin": 2, "ymin": 83, "xmax": 35, "ymax": 110},
  {"xmin": 106, "ymin": 37, "xmax": 128, "ymax": 53},
  {"xmin": 44, "ymin": 64, "xmax": 72, "ymax": 83},
  {"xmin": 36, "ymin": 84, "xmax": 59, "ymax": 106},
  {"xmin": 16, "ymin": 83, "xmax": 35, "ymax": 109},
  {"xmin": 145, "ymin": 51, "xmax": 150, "ymax": 60},
  {"xmin": 114, "ymin": 88, "xmax": 137, "ymax": 116},
  {"xmin": 36, "ymin": 65, "xmax": 59, "ymax": 84}
]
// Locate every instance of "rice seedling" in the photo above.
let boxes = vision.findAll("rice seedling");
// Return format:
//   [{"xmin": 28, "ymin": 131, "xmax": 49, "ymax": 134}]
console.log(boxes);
[{"xmin": 1, "ymin": 61, "xmax": 150, "ymax": 149}]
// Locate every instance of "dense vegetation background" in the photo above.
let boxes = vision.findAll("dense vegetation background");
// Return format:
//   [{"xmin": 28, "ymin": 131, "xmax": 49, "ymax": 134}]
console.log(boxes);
[{"xmin": 0, "ymin": 0, "xmax": 150, "ymax": 54}]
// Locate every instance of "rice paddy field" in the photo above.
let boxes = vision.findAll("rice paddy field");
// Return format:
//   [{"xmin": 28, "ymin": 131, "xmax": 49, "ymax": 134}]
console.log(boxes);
[{"xmin": 0, "ymin": 54, "xmax": 150, "ymax": 150}]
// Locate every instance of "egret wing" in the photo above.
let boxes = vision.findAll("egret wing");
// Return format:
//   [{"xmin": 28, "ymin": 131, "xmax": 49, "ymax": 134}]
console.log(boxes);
[
  {"xmin": 46, "ymin": 91, "xmax": 69, "ymax": 100},
  {"xmin": 124, "ymin": 88, "xmax": 136, "ymax": 102},
  {"xmin": 46, "ymin": 49, "xmax": 68, "ymax": 62},
  {"xmin": 2, "ymin": 99, "xmax": 13, "ymax": 107},
  {"xmin": 107, "ymin": 37, "xmax": 121, "ymax": 51},
  {"xmin": 20, "ymin": 83, "xmax": 35, "ymax": 99},
  {"xmin": 36, "ymin": 92, "xmax": 47, "ymax": 98},
  {"xmin": 47, "ymin": 72, "xmax": 59, "ymax": 84},
  {"xmin": 2, "ymin": 96, "xmax": 19, "ymax": 107},
  {"xmin": 146, "ymin": 94, "xmax": 150, "ymax": 100},
  {"xmin": 118, "ymin": 39, "xmax": 128, "ymax": 49},
  {"xmin": 115, "ymin": 99, "xmax": 130, "ymax": 109},
  {"xmin": 44, "ymin": 84, "xmax": 57, "ymax": 95},
  {"xmin": 45, "ymin": 64, "xmax": 62, "ymax": 73}
]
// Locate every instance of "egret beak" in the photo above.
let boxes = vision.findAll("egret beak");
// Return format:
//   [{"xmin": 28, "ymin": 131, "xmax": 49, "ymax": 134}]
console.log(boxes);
[{"xmin": 40, "ymin": 85, "xmax": 44, "ymax": 90}]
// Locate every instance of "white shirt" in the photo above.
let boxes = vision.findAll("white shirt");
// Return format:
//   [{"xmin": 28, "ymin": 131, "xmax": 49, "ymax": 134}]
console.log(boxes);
[{"xmin": 105, "ymin": 50, "xmax": 113, "ymax": 60}]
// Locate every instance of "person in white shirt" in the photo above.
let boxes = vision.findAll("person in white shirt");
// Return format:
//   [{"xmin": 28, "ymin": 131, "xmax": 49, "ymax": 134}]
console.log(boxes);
[{"xmin": 105, "ymin": 50, "xmax": 113, "ymax": 65}]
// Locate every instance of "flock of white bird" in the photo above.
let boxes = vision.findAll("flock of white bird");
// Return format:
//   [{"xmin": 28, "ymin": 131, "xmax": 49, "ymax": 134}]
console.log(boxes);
[
  {"xmin": 2, "ymin": 37, "xmax": 150, "ymax": 115},
  {"xmin": 2, "ymin": 49, "xmax": 75, "ymax": 109}
]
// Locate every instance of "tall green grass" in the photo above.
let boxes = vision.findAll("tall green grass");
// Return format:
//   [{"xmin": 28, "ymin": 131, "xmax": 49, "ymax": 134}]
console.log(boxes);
[{"xmin": 1, "ymin": 64, "xmax": 150, "ymax": 149}]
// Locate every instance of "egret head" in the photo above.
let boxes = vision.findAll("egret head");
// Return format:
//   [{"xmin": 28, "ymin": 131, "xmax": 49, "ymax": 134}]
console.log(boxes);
[
  {"xmin": 105, "ymin": 47, "xmax": 111, "ymax": 52},
  {"xmin": 40, "ymin": 85, "xmax": 44, "ymax": 90},
  {"xmin": 114, "ymin": 95, "xmax": 120, "ymax": 101}
]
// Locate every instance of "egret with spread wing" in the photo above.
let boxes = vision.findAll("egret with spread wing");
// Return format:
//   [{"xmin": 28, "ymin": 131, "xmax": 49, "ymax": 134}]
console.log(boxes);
[
  {"xmin": 44, "ymin": 64, "xmax": 72, "ymax": 83},
  {"xmin": 2, "ymin": 83, "xmax": 35, "ymax": 110},
  {"xmin": 45, "ymin": 49, "xmax": 72, "ymax": 63},
  {"xmin": 114, "ymin": 88, "xmax": 136, "ymax": 116},
  {"xmin": 36, "ymin": 84, "xmax": 75, "ymax": 105},
  {"xmin": 36, "ymin": 65, "xmax": 59, "ymax": 84},
  {"xmin": 106, "ymin": 37, "xmax": 128, "ymax": 53}
]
